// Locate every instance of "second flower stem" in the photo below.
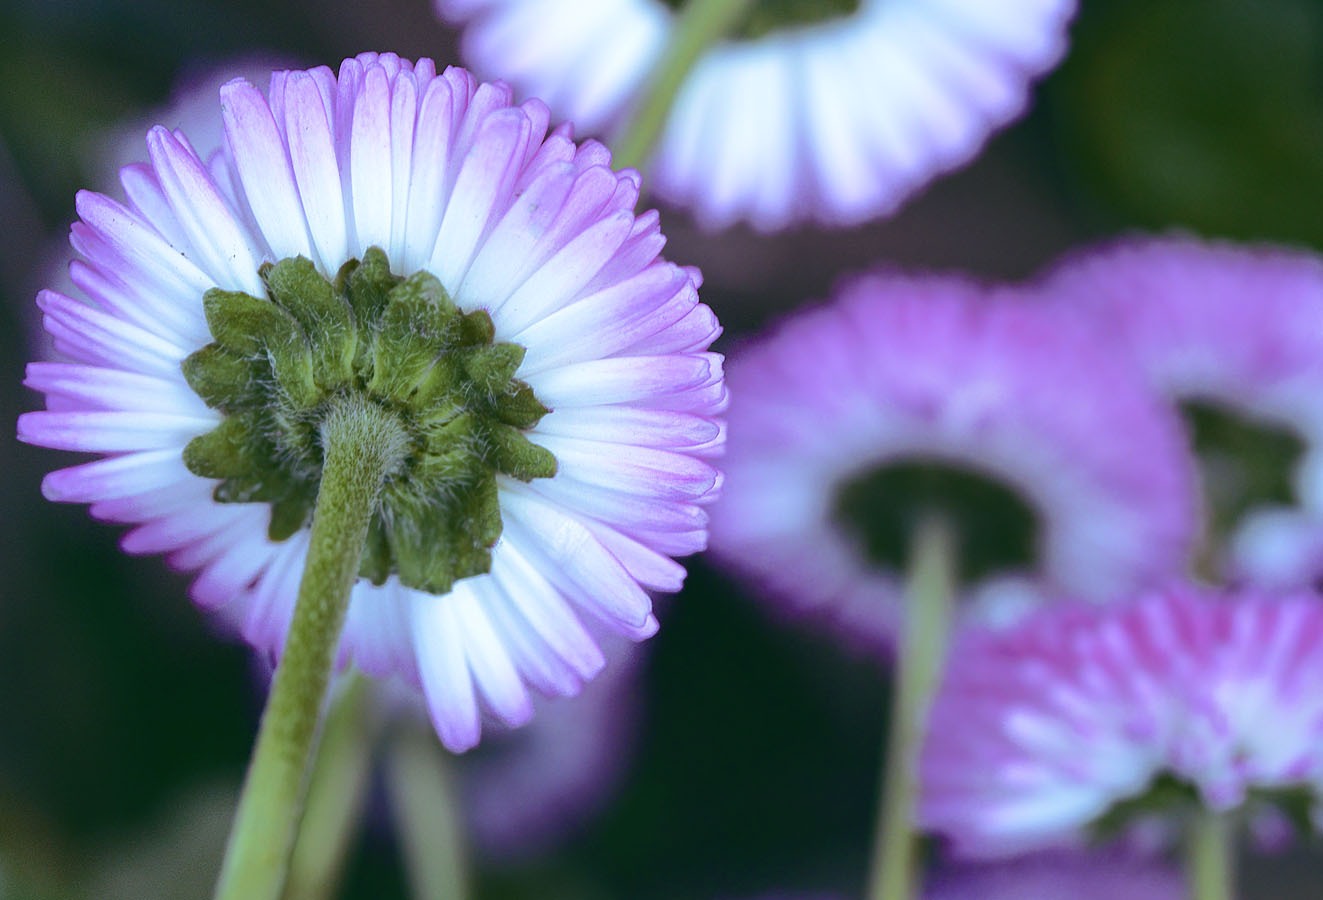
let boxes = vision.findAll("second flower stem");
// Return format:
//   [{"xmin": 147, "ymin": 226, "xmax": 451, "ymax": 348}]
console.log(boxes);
[
  {"xmin": 866, "ymin": 517, "xmax": 955, "ymax": 900},
  {"xmin": 612, "ymin": 0, "xmax": 756, "ymax": 170},
  {"xmin": 385, "ymin": 721, "xmax": 470, "ymax": 900},
  {"xmin": 214, "ymin": 397, "xmax": 408, "ymax": 900},
  {"xmin": 1187, "ymin": 809, "xmax": 1235, "ymax": 900}
]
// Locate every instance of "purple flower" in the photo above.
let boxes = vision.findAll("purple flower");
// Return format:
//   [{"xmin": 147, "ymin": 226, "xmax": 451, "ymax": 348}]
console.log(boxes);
[
  {"xmin": 920, "ymin": 584, "xmax": 1323, "ymax": 858},
  {"xmin": 1034, "ymin": 235, "xmax": 1323, "ymax": 589},
  {"xmin": 436, "ymin": 0, "xmax": 1078, "ymax": 230},
  {"xmin": 708, "ymin": 271, "xmax": 1196, "ymax": 651},
  {"xmin": 18, "ymin": 53, "xmax": 724, "ymax": 752}
]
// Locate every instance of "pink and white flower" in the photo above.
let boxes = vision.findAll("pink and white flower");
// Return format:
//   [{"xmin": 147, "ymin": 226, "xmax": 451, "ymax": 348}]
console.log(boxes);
[
  {"xmin": 920, "ymin": 584, "xmax": 1323, "ymax": 858},
  {"xmin": 18, "ymin": 53, "xmax": 725, "ymax": 752},
  {"xmin": 1035, "ymin": 235, "xmax": 1323, "ymax": 590},
  {"xmin": 709, "ymin": 270, "xmax": 1196, "ymax": 650},
  {"xmin": 436, "ymin": 0, "xmax": 1078, "ymax": 230}
]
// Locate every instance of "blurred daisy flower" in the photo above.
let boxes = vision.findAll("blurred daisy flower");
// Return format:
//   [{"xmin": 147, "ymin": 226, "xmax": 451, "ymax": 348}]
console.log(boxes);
[
  {"xmin": 436, "ymin": 0, "xmax": 1078, "ymax": 230},
  {"xmin": 1035, "ymin": 235, "xmax": 1323, "ymax": 589},
  {"xmin": 920, "ymin": 584, "xmax": 1323, "ymax": 859},
  {"xmin": 708, "ymin": 271, "xmax": 1196, "ymax": 650},
  {"xmin": 17, "ymin": 52, "xmax": 725, "ymax": 752}
]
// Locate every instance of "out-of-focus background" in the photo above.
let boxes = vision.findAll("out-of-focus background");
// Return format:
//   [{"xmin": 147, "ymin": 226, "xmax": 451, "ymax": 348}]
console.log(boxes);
[{"xmin": 2, "ymin": 0, "xmax": 1321, "ymax": 897}]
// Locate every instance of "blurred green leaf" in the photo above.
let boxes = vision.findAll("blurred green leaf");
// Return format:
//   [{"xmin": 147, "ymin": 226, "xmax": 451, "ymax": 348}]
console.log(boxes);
[{"xmin": 1053, "ymin": 0, "xmax": 1323, "ymax": 247}]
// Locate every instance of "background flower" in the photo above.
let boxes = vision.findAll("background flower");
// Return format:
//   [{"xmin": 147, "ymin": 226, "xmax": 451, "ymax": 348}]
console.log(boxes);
[
  {"xmin": 437, "ymin": 0, "xmax": 1079, "ymax": 230},
  {"xmin": 1033, "ymin": 235, "xmax": 1323, "ymax": 589},
  {"xmin": 709, "ymin": 270, "xmax": 1197, "ymax": 651},
  {"xmin": 920, "ymin": 584, "xmax": 1323, "ymax": 859}
]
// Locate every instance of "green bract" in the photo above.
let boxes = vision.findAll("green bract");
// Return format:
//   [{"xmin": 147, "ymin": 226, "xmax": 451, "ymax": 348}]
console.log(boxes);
[{"xmin": 181, "ymin": 247, "xmax": 557, "ymax": 595}]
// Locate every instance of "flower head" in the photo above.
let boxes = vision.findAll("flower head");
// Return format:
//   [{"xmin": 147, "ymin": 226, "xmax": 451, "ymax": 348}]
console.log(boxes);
[
  {"xmin": 920, "ymin": 584, "xmax": 1323, "ymax": 859},
  {"xmin": 18, "ymin": 53, "xmax": 724, "ymax": 752},
  {"xmin": 708, "ymin": 271, "xmax": 1195, "ymax": 650},
  {"xmin": 1035, "ymin": 235, "xmax": 1323, "ymax": 589},
  {"xmin": 437, "ymin": 0, "xmax": 1078, "ymax": 230}
]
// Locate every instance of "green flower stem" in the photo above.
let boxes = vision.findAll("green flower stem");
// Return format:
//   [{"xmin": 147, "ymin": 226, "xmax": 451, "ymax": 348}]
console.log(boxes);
[
  {"xmin": 611, "ymin": 0, "xmax": 756, "ymax": 171},
  {"xmin": 282, "ymin": 675, "xmax": 379, "ymax": 900},
  {"xmin": 384, "ymin": 722, "xmax": 470, "ymax": 900},
  {"xmin": 215, "ymin": 397, "xmax": 409, "ymax": 900},
  {"xmin": 1187, "ymin": 809, "xmax": 1235, "ymax": 900},
  {"xmin": 866, "ymin": 518, "xmax": 955, "ymax": 900}
]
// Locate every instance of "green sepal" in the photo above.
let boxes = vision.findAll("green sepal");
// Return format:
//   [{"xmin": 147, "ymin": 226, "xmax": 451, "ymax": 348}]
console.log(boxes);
[
  {"xmin": 183, "ymin": 414, "xmax": 267, "ymax": 481},
  {"xmin": 264, "ymin": 256, "xmax": 357, "ymax": 391},
  {"xmin": 493, "ymin": 382, "xmax": 551, "ymax": 429},
  {"xmin": 267, "ymin": 484, "xmax": 317, "ymax": 541},
  {"xmin": 410, "ymin": 355, "xmax": 467, "ymax": 416},
  {"xmin": 417, "ymin": 413, "xmax": 486, "ymax": 482},
  {"xmin": 339, "ymin": 247, "xmax": 399, "ymax": 336},
  {"xmin": 459, "ymin": 308, "xmax": 496, "ymax": 346},
  {"xmin": 487, "ymin": 425, "xmax": 557, "ymax": 481},
  {"xmin": 387, "ymin": 505, "xmax": 459, "ymax": 595},
  {"xmin": 181, "ymin": 345, "xmax": 267, "ymax": 411},
  {"xmin": 203, "ymin": 287, "xmax": 319, "ymax": 409},
  {"xmin": 204, "ymin": 288, "xmax": 299, "ymax": 358},
  {"xmin": 386, "ymin": 479, "xmax": 502, "ymax": 595},
  {"xmin": 358, "ymin": 516, "xmax": 392, "ymax": 585},
  {"xmin": 453, "ymin": 476, "xmax": 503, "ymax": 576},
  {"xmin": 459, "ymin": 343, "xmax": 526, "ymax": 399},
  {"xmin": 368, "ymin": 271, "xmax": 460, "ymax": 402}
]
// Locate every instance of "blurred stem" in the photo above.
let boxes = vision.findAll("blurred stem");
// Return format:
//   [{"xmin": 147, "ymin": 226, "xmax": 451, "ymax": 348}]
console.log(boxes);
[
  {"xmin": 282, "ymin": 675, "xmax": 377, "ymax": 900},
  {"xmin": 384, "ymin": 722, "xmax": 470, "ymax": 900},
  {"xmin": 1187, "ymin": 809, "xmax": 1235, "ymax": 900},
  {"xmin": 214, "ymin": 399, "xmax": 408, "ymax": 900},
  {"xmin": 611, "ymin": 0, "xmax": 756, "ymax": 170},
  {"xmin": 866, "ymin": 518, "xmax": 955, "ymax": 900}
]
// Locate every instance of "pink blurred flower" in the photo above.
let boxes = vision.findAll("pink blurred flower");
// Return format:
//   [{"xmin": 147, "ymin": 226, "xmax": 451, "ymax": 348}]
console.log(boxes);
[
  {"xmin": 1035, "ymin": 235, "xmax": 1323, "ymax": 589},
  {"xmin": 709, "ymin": 270, "xmax": 1196, "ymax": 651},
  {"xmin": 921, "ymin": 584, "xmax": 1323, "ymax": 858},
  {"xmin": 436, "ymin": 0, "xmax": 1078, "ymax": 230}
]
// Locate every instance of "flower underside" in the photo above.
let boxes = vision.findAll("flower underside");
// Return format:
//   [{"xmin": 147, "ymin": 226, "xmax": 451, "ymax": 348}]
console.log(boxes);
[
  {"xmin": 1183, "ymin": 400, "xmax": 1304, "ymax": 540},
  {"xmin": 1092, "ymin": 772, "xmax": 1317, "ymax": 843},
  {"xmin": 181, "ymin": 247, "xmax": 556, "ymax": 595},
  {"xmin": 659, "ymin": 0, "xmax": 863, "ymax": 40},
  {"xmin": 831, "ymin": 460, "xmax": 1040, "ymax": 584}
]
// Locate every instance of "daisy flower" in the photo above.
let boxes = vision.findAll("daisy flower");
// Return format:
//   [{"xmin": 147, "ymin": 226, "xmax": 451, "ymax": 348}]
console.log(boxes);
[
  {"xmin": 708, "ymin": 271, "xmax": 1196, "ymax": 649},
  {"xmin": 436, "ymin": 0, "xmax": 1078, "ymax": 230},
  {"xmin": 17, "ymin": 52, "xmax": 725, "ymax": 753},
  {"xmin": 1034, "ymin": 235, "xmax": 1323, "ymax": 589},
  {"xmin": 919, "ymin": 584, "xmax": 1323, "ymax": 859}
]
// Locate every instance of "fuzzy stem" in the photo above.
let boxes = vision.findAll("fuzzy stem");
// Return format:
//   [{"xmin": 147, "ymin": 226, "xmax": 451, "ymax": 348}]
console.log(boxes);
[
  {"xmin": 215, "ymin": 397, "xmax": 408, "ymax": 900},
  {"xmin": 866, "ymin": 518, "xmax": 955, "ymax": 900},
  {"xmin": 282, "ymin": 675, "xmax": 378, "ymax": 900},
  {"xmin": 1187, "ymin": 809, "xmax": 1235, "ymax": 900},
  {"xmin": 611, "ymin": 0, "xmax": 756, "ymax": 171},
  {"xmin": 384, "ymin": 722, "xmax": 470, "ymax": 900}
]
